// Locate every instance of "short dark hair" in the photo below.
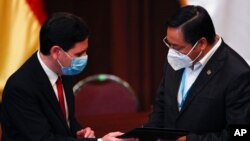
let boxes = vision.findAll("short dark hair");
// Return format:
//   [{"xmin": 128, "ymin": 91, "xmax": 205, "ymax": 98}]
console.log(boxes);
[
  {"xmin": 40, "ymin": 12, "xmax": 90, "ymax": 55},
  {"xmin": 166, "ymin": 5, "xmax": 216, "ymax": 45}
]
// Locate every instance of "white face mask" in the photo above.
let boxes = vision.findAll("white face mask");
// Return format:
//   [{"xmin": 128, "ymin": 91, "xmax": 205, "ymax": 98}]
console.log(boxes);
[{"xmin": 167, "ymin": 41, "xmax": 201, "ymax": 71}]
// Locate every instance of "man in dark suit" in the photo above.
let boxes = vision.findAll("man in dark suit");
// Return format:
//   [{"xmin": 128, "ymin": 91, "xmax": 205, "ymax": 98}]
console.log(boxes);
[
  {"xmin": 145, "ymin": 5, "xmax": 250, "ymax": 141},
  {"xmin": 1, "ymin": 12, "xmax": 129, "ymax": 141}
]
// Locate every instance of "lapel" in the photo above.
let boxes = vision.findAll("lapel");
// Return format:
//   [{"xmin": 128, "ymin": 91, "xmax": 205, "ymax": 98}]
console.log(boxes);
[
  {"xmin": 177, "ymin": 42, "xmax": 227, "ymax": 117},
  {"xmin": 61, "ymin": 76, "xmax": 74, "ymax": 117},
  {"xmin": 169, "ymin": 68, "xmax": 184, "ymax": 113},
  {"xmin": 30, "ymin": 53, "xmax": 72, "ymax": 133}
]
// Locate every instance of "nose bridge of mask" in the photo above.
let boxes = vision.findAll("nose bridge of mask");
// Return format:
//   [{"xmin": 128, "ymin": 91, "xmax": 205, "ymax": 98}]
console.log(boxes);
[
  {"xmin": 62, "ymin": 50, "xmax": 88, "ymax": 61},
  {"xmin": 76, "ymin": 54, "xmax": 88, "ymax": 60},
  {"xmin": 171, "ymin": 40, "xmax": 199, "ymax": 57}
]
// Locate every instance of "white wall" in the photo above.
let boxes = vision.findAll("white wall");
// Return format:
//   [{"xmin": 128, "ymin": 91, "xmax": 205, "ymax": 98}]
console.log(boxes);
[{"xmin": 187, "ymin": 0, "xmax": 250, "ymax": 64}]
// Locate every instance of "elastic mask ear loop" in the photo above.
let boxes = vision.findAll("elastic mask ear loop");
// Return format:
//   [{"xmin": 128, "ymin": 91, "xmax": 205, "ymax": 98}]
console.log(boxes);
[
  {"xmin": 192, "ymin": 50, "xmax": 202, "ymax": 63},
  {"xmin": 186, "ymin": 41, "xmax": 199, "ymax": 56},
  {"xmin": 186, "ymin": 40, "xmax": 202, "ymax": 63},
  {"xmin": 57, "ymin": 59, "xmax": 64, "ymax": 68},
  {"xmin": 57, "ymin": 49, "xmax": 72, "ymax": 68},
  {"xmin": 64, "ymin": 51, "xmax": 73, "ymax": 59}
]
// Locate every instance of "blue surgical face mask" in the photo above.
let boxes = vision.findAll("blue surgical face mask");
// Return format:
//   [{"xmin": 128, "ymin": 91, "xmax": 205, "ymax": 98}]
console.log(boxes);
[{"xmin": 57, "ymin": 51, "xmax": 88, "ymax": 76}]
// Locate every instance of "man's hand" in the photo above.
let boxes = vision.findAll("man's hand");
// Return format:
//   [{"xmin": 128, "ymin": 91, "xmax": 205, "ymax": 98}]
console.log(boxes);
[
  {"xmin": 102, "ymin": 132, "xmax": 137, "ymax": 141},
  {"xmin": 77, "ymin": 127, "xmax": 95, "ymax": 138},
  {"xmin": 177, "ymin": 136, "xmax": 186, "ymax": 141}
]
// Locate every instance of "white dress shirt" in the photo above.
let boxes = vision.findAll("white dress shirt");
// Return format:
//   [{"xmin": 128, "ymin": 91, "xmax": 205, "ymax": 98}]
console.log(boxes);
[
  {"xmin": 37, "ymin": 51, "xmax": 69, "ymax": 125},
  {"xmin": 177, "ymin": 37, "xmax": 222, "ymax": 111}
]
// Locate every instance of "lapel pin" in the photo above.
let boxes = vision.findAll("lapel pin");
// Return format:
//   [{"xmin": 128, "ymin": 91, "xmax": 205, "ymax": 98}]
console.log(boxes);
[{"xmin": 207, "ymin": 69, "xmax": 212, "ymax": 75}]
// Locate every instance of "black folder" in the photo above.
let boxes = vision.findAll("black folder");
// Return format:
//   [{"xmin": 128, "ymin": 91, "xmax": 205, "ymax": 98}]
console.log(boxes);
[{"xmin": 117, "ymin": 127, "xmax": 189, "ymax": 140}]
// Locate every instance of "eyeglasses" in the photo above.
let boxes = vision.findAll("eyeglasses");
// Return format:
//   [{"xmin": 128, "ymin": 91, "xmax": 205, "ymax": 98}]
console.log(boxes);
[
  {"xmin": 163, "ymin": 36, "xmax": 199, "ymax": 53},
  {"xmin": 163, "ymin": 36, "xmax": 182, "ymax": 51}
]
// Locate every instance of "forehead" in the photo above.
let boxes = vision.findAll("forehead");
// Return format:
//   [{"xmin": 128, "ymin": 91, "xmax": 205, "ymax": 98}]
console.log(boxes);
[{"xmin": 166, "ymin": 27, "xmax": 185, "ymax": 44}]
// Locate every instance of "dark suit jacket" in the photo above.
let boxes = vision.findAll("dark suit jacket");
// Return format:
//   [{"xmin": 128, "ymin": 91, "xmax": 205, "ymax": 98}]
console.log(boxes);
[
  {"xmin": 1, "ymin": 52, "xmax": 96, "ymax": 141},
  {"xmin": 146, "ymin": 41, "xmax": 250, "ymax": 140}
]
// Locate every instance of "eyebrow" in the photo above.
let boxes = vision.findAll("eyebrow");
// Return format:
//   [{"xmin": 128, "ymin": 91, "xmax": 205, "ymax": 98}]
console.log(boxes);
[
  {"xmin": 166, "ymin": 37, "xmax": 179, "ymax": 47},
  {"xmin": 166, "ymin": 37, "xmax": 184, "ymax": 50},
  {"xmin": 76, "ymin": 50, "xmax": 87, "ymax": 56}
]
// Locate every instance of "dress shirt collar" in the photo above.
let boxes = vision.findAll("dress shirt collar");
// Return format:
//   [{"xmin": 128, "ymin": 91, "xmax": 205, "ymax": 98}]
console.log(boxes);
[
  {"xmin": 192, "ymin": 37, "xmax": 222, "ymax": 70},
  {"xmin": 37, "ymin": 51, "xmax": 58, "ymax": 86}
]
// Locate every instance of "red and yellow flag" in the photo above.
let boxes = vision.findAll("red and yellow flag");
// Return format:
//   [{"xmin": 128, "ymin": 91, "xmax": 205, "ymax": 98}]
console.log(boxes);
[{"xmin": 0, "ymin": 0, "xmax": 46, "ymax": 101}]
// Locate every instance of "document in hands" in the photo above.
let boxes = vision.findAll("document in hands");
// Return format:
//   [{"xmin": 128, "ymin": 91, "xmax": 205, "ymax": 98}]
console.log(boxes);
[{"xmin": 117, "ymin": 127, "xmax": 189, "ymax": 140}]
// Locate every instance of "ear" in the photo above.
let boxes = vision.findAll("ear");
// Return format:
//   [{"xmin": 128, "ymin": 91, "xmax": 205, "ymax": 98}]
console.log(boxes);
[
  {"xmin": 199, "ymin": 37, "xmax": 208, "ymax": 50},
  {"xmin": 50, "ymin": 45, "xmax": 61, "ymax": 60}
]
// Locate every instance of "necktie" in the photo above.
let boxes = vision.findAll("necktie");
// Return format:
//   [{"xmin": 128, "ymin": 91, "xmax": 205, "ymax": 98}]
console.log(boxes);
[{"xmin": 56, "ymin": 77, "xmax": 66, "ymax": 119}]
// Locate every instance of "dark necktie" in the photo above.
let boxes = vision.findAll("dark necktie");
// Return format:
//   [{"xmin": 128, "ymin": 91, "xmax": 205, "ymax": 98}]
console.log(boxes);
[{"xmin": 56, "ymin": 77, "xmax": 66, "ymax": 119}]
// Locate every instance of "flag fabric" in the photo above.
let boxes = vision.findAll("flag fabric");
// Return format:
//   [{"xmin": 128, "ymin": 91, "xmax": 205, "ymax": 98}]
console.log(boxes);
[
  {"xmin": 0, "ymin": 0, "xmax": 46, "ymax": 101},
  {"xmin": 180, "ymin": 0, "xmax": 250, "ymax": 65}
]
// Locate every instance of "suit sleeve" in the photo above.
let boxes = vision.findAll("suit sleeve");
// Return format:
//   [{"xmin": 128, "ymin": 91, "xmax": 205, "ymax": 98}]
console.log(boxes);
[
  {"xmin": 69, "ymin": 97, "xmax": 83, "ymax": 136},
  {"xmin": 187, "ymin": 72, "xmax": 250, "ymax": 141},
  {"xmin": 145, "ymin": 62, "xmax": 168, "ymax": 128}
]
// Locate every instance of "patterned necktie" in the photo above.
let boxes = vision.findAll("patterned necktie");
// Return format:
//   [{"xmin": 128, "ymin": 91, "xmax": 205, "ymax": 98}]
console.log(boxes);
[{"xmin": 56, "ymin": 77, "xmax": 66, "ymax": 119}]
